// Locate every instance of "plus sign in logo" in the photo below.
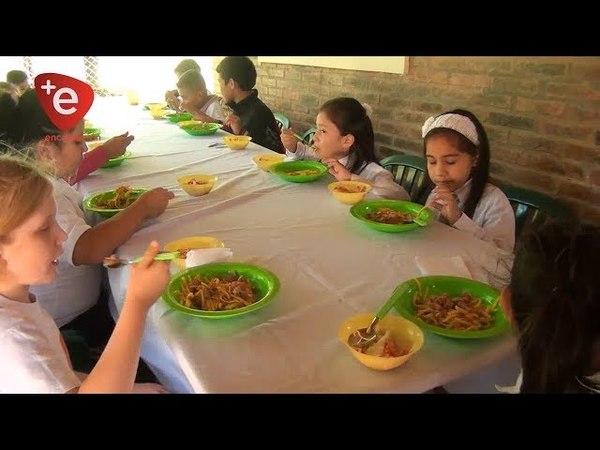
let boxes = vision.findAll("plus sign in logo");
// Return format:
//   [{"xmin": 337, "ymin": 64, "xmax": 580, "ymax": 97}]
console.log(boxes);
[{"xmin": 34, "ymin": 73, "xmax": 94, "ymax": 131}]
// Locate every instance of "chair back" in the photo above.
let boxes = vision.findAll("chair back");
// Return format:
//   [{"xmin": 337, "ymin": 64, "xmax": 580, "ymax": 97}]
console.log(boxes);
[
  {"xmin": 501, "ymin": 185, "xmax": 576, "ymax": 240},
  {"xmin": 302, "ymin": 127, "xmax": 316, "ymax": 145},
  {"xmin": 274, "ymin": 113, "xmax": 290, "ymax": 130},
  {"xmin": 380, "ymin": 154, "xmax": 431, "ymax": 203}
]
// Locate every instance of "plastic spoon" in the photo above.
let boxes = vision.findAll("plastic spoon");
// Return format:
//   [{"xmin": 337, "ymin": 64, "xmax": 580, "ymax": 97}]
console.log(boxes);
[
  {"xmin": 103, "ymin": 251, "xmax": 182, "ymax": 268},
  {"xmin": 347, "ymin": 283, "xmax": 409, "ymax": 349}
]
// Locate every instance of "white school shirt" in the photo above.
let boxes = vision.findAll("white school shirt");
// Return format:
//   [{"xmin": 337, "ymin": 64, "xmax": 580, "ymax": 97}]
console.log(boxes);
[
  {"xmin": 30, "ymin": 178, "xmax": 102, "ymax": 327},
  {"xmin": 201, "ymin": 95, "xmax": 226, "ymax": 122},
  {"xmin": 286, "ymin": 142, "xmax": 409, "ymax": 200},
  {"xmin": 0, "ymin": 294, "xmax": 80, "ymax": 393},
  {"xmin": 426, "ymin": 179, "xmax": 515, "ymax": 253}
]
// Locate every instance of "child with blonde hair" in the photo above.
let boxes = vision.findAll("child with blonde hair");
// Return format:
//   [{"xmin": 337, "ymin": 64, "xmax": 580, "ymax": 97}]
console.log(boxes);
[
  {"xmin": 0, "ymin": 155, "xmax": 169, "ymax": 393},
  {"xmin": 422, "ymin": 109, "xmax": 515, "ymax": 252},
  {"xmin": 281, "ymin": 97, "xmax": 409, "ymax": 200}
]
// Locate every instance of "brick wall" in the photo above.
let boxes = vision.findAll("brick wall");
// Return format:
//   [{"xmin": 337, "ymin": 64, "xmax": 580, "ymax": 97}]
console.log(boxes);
[{"xmin": 213, "ymin": 57, "xmax": 600, "ymax": 224}]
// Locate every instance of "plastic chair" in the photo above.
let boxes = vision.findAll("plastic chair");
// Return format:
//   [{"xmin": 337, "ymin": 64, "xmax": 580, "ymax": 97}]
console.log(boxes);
[
  {"xmin": 302, "ymin": 127, "xmax": 316, "ymax": 145},
  {"xmin": 379, "ymin": 154, "xmax": 431, "ymax": 203},
  {"xmin": 273, "ymin": 113, "xmax": 290, "ymax": 130},
  {"xmin": 500, "ymin": 185, "xmax": 576, "ymax": 240}
]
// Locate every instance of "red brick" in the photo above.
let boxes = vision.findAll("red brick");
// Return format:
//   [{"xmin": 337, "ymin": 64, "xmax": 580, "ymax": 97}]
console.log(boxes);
[
  {"xmin": 514, "ymin": 62, "xmax": 567, "ymax": 76},
  {"xmin": 448, "ymin": 73, "xmax": 491, "ymax": 88},
  {"xmin": 557, "ymin": 181, "xmax": 600, "ymax": 204},
  {"xmin": 538, "ymin": 121, "xmax": 594, "ymax": 142},
  {"xmin": 589, "ymin": 169, "xmax": 600, "ymax": 186},
  {"xmin": 539, "ymin": 81, "xmax": 599, "ymax": 100},
  {"xmin": 490, "ymin": 77, "xmax": 538, "ymax": 95},
  {"xmin": 415, "ymin": 70, "xmax": 450, "ymax": 84},
  {"xmin": 515, "ymin": 97, "xmax": 565, "ymax": 117},
  {"xmin": 569, "ymin": 60, "xmax": 600, "ymax": 79}
]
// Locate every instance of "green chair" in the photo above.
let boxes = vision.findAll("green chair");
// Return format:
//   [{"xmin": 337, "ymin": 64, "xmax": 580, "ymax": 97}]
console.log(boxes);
[
  {"xmin": 302, "ymin": 127, "xmax": 316, "ymax": 145},
  {"xmin": 500, "ymin": 185, "xmax": 576, "ymax": 240},
  {"xmin": 273, "ymin": 113, "xmax": 290, "ymax": 130},
  {"xmin": 380, "ymin": 154, "xmax": 431, "ymax": 204}
]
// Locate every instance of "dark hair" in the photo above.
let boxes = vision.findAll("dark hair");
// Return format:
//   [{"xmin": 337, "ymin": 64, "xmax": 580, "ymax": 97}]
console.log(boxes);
[
  {"xmin": 176, "ymin": 69, "xmax": 207, "ymax": 93},
  {"xmin": 510, "ymin": 220, "xmax": 600, "ymax": 393},
  {"xmin": 423, "ymin": 109, "xmax": 490, "ymax": 219},
  {"xmin": 7, "ymin": 70, "xmax": 28, "ymax": 84},
  {"xmin": 174, "ymin": 59, "xmax": 200, "ymax": 77},
  {"xmin": 216, "ymin": 56, "xmax": 256, "ymax": 91},
  {"xmin": 319, "ymin": 97, "xmax": 376, "ymax": 174},
  {"xmin": 14, "ymin": 89, "xmax": 63, "ymax": 144}
]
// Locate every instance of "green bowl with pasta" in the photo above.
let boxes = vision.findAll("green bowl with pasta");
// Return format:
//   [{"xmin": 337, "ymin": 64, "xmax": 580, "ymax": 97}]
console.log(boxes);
[
  {"xmin": 162, "ymin": 262, "xmax": 280, "ymax": 319},
  {"xmin": 83, "ymin": 187, "xmax": 148, "ymax": 218},
  {"xmin": 269, "ymin": 161, "xmax": 328, "ymax": 183},
  {"xmin": 393, "ymin": 276, "xmax": 509, "ymax": 339}
]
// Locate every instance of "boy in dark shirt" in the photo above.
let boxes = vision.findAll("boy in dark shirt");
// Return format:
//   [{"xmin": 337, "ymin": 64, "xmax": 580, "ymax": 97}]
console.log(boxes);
[{"xmin": 216, "ymin": 57, "xmax": 284, "ymax": 153}]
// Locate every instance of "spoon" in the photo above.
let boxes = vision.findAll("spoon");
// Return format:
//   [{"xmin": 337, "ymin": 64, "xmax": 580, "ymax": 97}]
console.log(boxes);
[
  {"xmin": 413, "ymin": 205, "xmax": 430, "ymax": 227},
  {"xmin": 347, "ymin": 283, "xmax": 409, "ymax": 349},
  {"xmin": 103, "ymin": 251, "xmax": 182, "ymax": 268}
]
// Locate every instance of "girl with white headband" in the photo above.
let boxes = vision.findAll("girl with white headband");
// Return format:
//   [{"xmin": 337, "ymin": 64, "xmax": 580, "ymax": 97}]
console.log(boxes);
[
  {"xmin": 422, "ymin": 109, "xmax": 515, "ymax": 252},
  {"xmin": 281, "ymin": 97, "xmax": 409, "ymax": 200}
]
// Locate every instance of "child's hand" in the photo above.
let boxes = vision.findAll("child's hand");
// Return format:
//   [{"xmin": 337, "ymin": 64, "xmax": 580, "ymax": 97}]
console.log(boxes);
[
  {"xmin": 322, "ymin": 158, "xmax": 352, "ymax": 181},
  {"xmin": 102, "ymin": 132, "xmax": 135, "ymax": 159},
  {"xmin": 426, "ymin": 185, "xmax": 462, "ymax": 225},
  {"xmin": 225, "ymin": 114, "xmax": 242, "ymax": 135},
  {"xmin": 280, "ymin": 128, "xmax": 298, "ymax": 152},
  {"xmin": 126, "ymin": 240, "xmax": 170, "ymax": 312},
  {"xmin": 137, "ymin": 187, "xmax": 174, "ymax": 219}
]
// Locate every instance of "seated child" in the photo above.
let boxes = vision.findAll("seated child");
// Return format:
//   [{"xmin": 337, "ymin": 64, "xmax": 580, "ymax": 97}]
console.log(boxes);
[
  {"xmin": 422, "ymin": 109, "xmax": 515, "ymax": 252},
  {"xmin": 216, "ymin": 56, "xmax": 284, "ymax": 153},
  {"xmin": 281, "ymin": 97, "xmax": 409, "ymax": 200},
  {"xmin": 177, "ymin": 69, "xmax": 225, "ymax": 124},
  {"xmin": 0, "ymin": 156, "xmax": 169, "ymax": 392},
  {"xmin": 165, "ymin": 58, "xmax": 201, "ymax": 111},
  {"xmin": 14, "ymin": 93, "xmax": 174, "ymax": 336},
  {"xmin": 499, "ymin": 220, "xmax": 600, "ymax": 393}
]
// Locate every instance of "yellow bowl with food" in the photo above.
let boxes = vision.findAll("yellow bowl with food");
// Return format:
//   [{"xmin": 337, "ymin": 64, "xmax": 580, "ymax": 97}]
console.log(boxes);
[
  {"xmin": 338, "ymin": 313, "xmax": 424, "ymax": 371},
  {"xmin": 86, "ymin": 139, "xmax": 107, "ymax": 151},
  {"xmin": 328, "ymin": 181, "xmax": 372, "ymax": 205},
  {"xmin": 177, "ymin": 174, "xmax": 216, "ymax": 197},
  {"xmin": 252, "ymin": 153, "xmax": 285, "ymax": 171},
  {"xmin": 163, "ymin": 236, "xmax": 225, "ymax": 271},
  {"xmin": 223, "ymin": 135, "xmax": 252, "ymax": 150}
]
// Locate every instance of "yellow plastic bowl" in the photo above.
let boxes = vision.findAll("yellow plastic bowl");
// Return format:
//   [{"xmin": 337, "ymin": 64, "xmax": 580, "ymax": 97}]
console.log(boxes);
[
  {"xmin": 338, "ymin": 313, "xmax": 424, "ymax": 371},
  {"xmin": 86, "ymin": 139, "xmax": 107, "ymax": 151},
  {"xmin": 163, "ymin": 236, "xmax": 225, "ymax": 271},
  {"xmin": 223, "ymin": 135, "xmax": 252, "ymax": 150},
  {"xmin": 328, "ymin": 181, "xmax": 373, "ymax": 205},
  {"xmin": 177, "ymin": 174, "xmax": 216, "ymax": 197},
  {"xmin": 150, "ymin": 107, "xmax": 168, "ymax": 119},
  {"xmin": 252, "ymin": 153, "xmax": 285, "ymax": 171}
]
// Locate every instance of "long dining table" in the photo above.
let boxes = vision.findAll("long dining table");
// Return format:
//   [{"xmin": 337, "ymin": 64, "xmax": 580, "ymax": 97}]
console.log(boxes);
[{"xmin": 77, "ymin": 98, "xmax": 517, "ymax": 393}]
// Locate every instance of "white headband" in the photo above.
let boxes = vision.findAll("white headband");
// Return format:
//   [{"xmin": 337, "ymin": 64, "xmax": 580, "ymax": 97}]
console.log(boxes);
[{"xmin": 421, "ymin": 113, "xmax": 480, "ymax": 146}]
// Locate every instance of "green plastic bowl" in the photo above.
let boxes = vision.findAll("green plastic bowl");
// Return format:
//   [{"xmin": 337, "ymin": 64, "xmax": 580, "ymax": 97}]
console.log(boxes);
[
  {"xmin": 393, "ymin": 275, "xmax": 510, "ymax": 339},
  {"xmin": 269, "ymin": 161, "xmax": 328, "ymax": 183},
  {"xmin": 83, "ymin": 188, "xmax": 148, "ymax": 218},
  {"xmin": 162, "ymin": 262, "xmax": 280, "ymax": 319},
  {"xmin": 180, "ymin": 122, "xmax": 221, "ymax": 136},
  {"xmin": 350, "ymin": 199, "xmax": 433, "ymax": 233},
  {"xmin": 101, "ymin": 151, "xmax": 131, "ymax": 168},
  {"xmin": 83, "ymin": 127, "xmax": 102, "ymax": 141},
  {"xmin": 165, "ymin": 112, "xmax": 193, "ymax": 123}
]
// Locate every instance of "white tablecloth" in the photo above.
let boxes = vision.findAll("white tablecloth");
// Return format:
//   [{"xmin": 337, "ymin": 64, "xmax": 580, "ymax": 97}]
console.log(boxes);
[{"xmin": 79, "ymin": 98, "xmax": 516, "ymax": 393}]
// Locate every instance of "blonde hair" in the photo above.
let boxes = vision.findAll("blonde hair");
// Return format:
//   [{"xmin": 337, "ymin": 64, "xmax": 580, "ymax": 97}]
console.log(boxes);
[{"xmin": 0, "ymin": 154, "xmax": 52, "ymax": 243}]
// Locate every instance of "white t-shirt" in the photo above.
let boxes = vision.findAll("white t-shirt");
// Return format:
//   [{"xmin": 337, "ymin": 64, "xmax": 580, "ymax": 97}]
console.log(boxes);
[
  {"xmin": 0, "ymin": 294, "xmax": 80, "ymax": 393},
  {"xmin": 201, "ymin": 95, "xmax": 225, "ymax": 122},
  {"xmin": 287, "ymin": 143, "xmax": 409, "ymax": 200},
  {"xmin": 426, "ymin": 179, "xmax": 516, "ymax": 253},
  {"xmin": 30, "ymin": 178, "xmax": 102, "ymax": 327}
]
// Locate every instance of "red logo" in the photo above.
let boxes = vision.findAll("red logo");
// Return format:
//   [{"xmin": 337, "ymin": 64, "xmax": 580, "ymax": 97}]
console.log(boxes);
[{"xmin": 34, "ymin": 73, "xmax": 94, "ymax": 131}]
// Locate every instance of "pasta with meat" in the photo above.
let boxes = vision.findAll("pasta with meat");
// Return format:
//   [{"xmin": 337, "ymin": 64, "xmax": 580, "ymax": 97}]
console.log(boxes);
[
  {"xmin": 366, "ymin": 207, "xmax": 413, "ymax": 224},
  {"xmin": 94, "ymin": 185, "xmax": 139, "ymax": 209},
  {"xmin": 178, "ymin": 273, "xmax": 256, "ymax": 311},
  {"xmin": 413, "ymin": 291, "xmax": 494, "ymax": 331}
]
